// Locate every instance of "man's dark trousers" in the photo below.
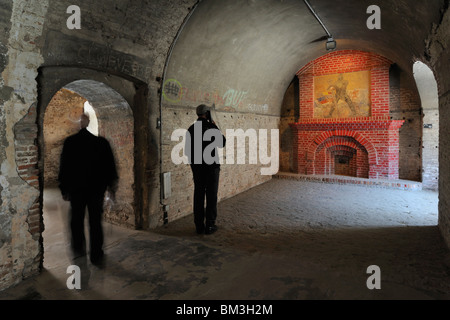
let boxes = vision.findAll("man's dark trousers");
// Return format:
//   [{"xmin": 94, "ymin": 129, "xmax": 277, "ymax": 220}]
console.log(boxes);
[
  {"xmin": 69, "ymin": 190, "xmax": 105, "ymax": 261},
  {"xmin": 191, "ymin": 165, "xmax": 220, "ymax": 232}
]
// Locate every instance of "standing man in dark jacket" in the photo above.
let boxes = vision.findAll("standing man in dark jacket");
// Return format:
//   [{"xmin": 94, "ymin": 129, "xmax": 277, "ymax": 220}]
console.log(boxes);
[
  {"xmin": 186, "ymin": 104, "xmax": 226, "ymax": 235},
  {"xmin": 58, "ymin": 114, "xmax": 118, "ymax": 265}
]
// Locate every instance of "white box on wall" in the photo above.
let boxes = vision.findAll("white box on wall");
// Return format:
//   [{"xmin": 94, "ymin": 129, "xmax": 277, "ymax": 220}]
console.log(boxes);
[{"xmin": 162, "ymin": 172, "xmax": 171, "ymax": 199}]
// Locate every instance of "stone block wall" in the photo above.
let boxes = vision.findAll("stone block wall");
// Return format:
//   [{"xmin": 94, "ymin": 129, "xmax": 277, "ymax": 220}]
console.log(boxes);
[{"xmin": 0, "ymin": 0, "xmax": 49, "ymax": 291}]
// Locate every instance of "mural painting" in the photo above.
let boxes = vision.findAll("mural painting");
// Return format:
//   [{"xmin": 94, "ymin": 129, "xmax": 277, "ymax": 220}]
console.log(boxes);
[{"xmin": 314, "ymin": 71, "xmax": 371, "ymax": 119}]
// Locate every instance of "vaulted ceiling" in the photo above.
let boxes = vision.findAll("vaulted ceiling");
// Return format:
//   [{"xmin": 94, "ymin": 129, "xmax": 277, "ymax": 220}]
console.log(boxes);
[{"xmin": 165, "ymin": 0, "xmax": 445, "ymax": 114}]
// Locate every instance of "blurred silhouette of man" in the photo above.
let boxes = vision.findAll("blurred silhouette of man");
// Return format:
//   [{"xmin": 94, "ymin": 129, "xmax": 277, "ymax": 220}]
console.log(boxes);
[
  {"xmin": 58, "ymin": 113, "xmax": 118, "ymax": 265},
  {"xmin": 186, "ymin": 104, "xmax": 226, "ymax": 235}
]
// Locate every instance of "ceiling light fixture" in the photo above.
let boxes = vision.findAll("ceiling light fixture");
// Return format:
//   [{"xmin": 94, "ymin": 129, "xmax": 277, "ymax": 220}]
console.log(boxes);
[
  {"xmin": 326, "ymin": 37, "xmax": 336, "ymax": 51},
  {"xmin": 303, "ymin": 0, "xmax": 337, "ymax": 51}
]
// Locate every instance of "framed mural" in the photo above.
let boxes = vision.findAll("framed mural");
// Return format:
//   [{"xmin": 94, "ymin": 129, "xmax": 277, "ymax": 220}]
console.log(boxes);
[{"xmin": 313, "ymin": 70, "xmax": 371, "ymax": 119}]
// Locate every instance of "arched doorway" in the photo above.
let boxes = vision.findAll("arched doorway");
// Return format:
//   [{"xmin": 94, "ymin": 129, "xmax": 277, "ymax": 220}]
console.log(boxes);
[
  {"xmin": 63, "ymin": 80, "xmax": 135, "ymax": 227},
  {"xmin": 413, "ymin": 61, "xmax": 439, "ymax": 191},
  {"xmin": 41, "ymin": 80, "xmax": 135, "ymax": 269}
]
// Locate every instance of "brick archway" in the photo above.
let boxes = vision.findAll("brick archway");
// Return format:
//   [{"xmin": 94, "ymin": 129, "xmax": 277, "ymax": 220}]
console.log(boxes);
[
  {"xmin": 289, "ymin": 50, "xmax": 405, "ymax": 180},
  {"xmin": 307, "ymin": 130, "xmax": 377, "ymax": 165},
  {"xmin": 308, "ymin": 134, "xmax": 371, "ymax": 178}
]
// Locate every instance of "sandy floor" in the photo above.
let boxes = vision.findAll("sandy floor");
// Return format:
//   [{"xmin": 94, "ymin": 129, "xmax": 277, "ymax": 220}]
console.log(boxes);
[{"xmin": 1, "ymin": 178, "xmax": 449, "ymax": 300}]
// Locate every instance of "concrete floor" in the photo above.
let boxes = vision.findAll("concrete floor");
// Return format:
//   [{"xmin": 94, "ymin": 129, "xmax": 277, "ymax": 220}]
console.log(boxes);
[{"xmin": 1, "ymin": 178, "xmax": 450, "ymax": 300}]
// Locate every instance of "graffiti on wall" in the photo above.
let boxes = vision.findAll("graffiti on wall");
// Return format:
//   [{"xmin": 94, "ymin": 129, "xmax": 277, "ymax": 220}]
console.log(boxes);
[
  {"xmin": 247, "ymin": 103, "xmax": 269, "ymax": 113},
  {"xmin": 222, "ymin": 88, "xmax": 248, "ymax": 109},
  {"xmin": 163, "ymin": 78, "xmax": 254, "ymax": 111},
  {"xmin": 163, "ymin": 79, "xmax": 183, "ymax": 103},
  {"xmin": 182, "ymin": 86, "xmax": 225, "ymax": 106},
  {"xmin": 314, "ymin": 71, "xmax": 371, "ymax": 119}
]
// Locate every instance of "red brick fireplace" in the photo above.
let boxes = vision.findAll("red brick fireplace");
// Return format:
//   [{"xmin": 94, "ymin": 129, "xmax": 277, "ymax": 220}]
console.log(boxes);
[{"xmin": 290, "ymin": 50, "xmax": 404, "ymax": 180}]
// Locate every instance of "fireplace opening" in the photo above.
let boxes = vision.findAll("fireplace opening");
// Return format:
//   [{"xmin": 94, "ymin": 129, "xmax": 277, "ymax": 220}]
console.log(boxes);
[{"xmin": 334, "ymin": 154, "xmax": 357, "ymax": 177}]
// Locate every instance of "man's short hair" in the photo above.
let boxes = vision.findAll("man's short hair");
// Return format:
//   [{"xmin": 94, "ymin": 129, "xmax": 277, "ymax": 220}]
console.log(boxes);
[{"xmin": 196, "ymin": 104, "xmax": 210, "ymax": 116}]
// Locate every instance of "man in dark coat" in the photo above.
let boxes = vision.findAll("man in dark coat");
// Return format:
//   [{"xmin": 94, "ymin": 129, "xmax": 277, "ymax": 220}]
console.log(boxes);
[
  {"xmin": 186, "ymin": 104, "xmax": 226, "ymax": 235},
  {"xmin": 58, "ymin": 114, "xmax": 118, "ymax": 265}
]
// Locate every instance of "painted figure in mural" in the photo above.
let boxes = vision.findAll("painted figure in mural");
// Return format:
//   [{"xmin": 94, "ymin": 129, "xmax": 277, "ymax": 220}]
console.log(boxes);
[
  {"xmin": 58, "ymin": 113, "xmax": 118, "ymax": 266},
  {"xmin": 185, "ymin": 104, "xmax": 226, "ymax": 235},
  {"xmin": 327, "ymin": 74, "xmax": 357, "ymax": 117}
]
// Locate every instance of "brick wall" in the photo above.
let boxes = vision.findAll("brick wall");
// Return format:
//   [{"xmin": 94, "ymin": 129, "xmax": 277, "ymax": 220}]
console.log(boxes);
[
  {"xmin": 389, "ymin": 64, "xmax": 423, "ymax": 182},
  {"xmin": 318, "ymin": 138, "xmax": 367, "ymax": 178},
  {"xmin": 43, "ymin": 88, "xmax": 86, "ymax": 187},
  {"xmin": 292, "ymin": 50, "xmax": 405, "ymax": 180},
  {"xmin": 98, "ymin": 105, "xmax": 135, "ymax": 228},
  {"xmin": 14, "ymin": 105, "xmax": 42, "ymax": 252},
  {"xmin": 297, "ymin": 50, "xmax": 393, "ymax": 119},
  {"xmin": 14, "ymin": 104, "xmax": 40, "ymax": 189}
]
